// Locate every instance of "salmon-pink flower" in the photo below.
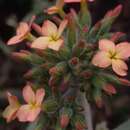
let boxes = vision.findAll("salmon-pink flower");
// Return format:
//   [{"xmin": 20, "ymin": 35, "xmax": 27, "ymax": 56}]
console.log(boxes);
[
  {"xmin": 92, "ymin": 39, "xmax": 130, "ymax": 76},
  {"xmin": 31, "ymin": 20, "xmax": 68, "ymax": 51},
  {"xmin": 17, "ymin": 85, "xmax": 45, "ymax": 122},
  {"xmin": 3, "ymin": 92, "xmax": 20, "ymax": 123},
  {"xmin": 7, "ymin": 22, "xmax": 30, "ymax": 45},
  {"xmin": 64, "ymin": 0, "xmax": 94, "ymax": 3}
]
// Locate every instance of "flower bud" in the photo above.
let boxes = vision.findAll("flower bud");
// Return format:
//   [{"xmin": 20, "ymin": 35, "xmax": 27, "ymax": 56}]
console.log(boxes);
[
  {"xmin": 102, "ymin": 84, "xmax": 117, "ymax": 95},
  {"xmin": 73, "ymin": 114, "xmax": 87, "ymax": 130},
  {"xmin": 118, "ymin": 78, "xmax": 130, "ymax": 86},
  {"xmin": 11, "ymin": 50, "xmax": 30, "ymax": 61},
  {"xmin": 110, "ymin": 32, "xmax": 125, "ymax": 42},
  {"xmin": 59, "ymin": 107, "xmax": 73, "ymax": 128},
  {"xmin": 105, "ymin": 5, "xmax": 122, "ymax": 18},
  {"xmin": 80, "ymin": 70, "xmax": 93, "ymax": 79},
  {"xmin": 60, "ymin": 114, "xmax": 70, "ymax": 128},
  {"xmin": 49, "ymin": 62, "xmax": 67, "ymax": 76},
  {"xmin": 69, "ymin": 57, "xmax": 79, "ymax": 66}
]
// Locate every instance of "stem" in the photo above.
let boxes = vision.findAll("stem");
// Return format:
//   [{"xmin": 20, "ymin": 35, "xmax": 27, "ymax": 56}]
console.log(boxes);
[{"xmin": 79, "ymin": 91, "xmax": 93, "ymax": 130}]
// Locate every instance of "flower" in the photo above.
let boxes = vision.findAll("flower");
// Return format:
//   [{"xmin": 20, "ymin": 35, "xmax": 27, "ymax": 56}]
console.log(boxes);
[
  {"xmin": 2, "ymin": 92, "xmax": 20, "ymax": 123},
  {"xmin": 17, "ymin": 84, "xmax": 45, "ymax": 122},
  {"xmin": 31, "ymin": 20, "xmax": 68, "ymax": 51},
  {"xmin": 47, "ymin": 0, "xmax": 64, "ymax": 15},
  {"xmin": 7, "ymin": 22, "xmax": 30, "ymax": 45},
  {"xmin": 92, "ymin": 39, "xmax": 130, "ymax": 76},
  {"xmin": 64, "ymin": 0, "xmax": 94, "ymax": 3}
]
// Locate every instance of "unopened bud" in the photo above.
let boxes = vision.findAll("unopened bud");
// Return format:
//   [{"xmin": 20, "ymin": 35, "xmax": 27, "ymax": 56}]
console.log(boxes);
[
  {"xmin": 82, "ymin": 25, "xmax": 89, "ymax": 33},
  {"xmin": 110, "ymin": 32, "xmax": 125, "ymax": 42},
  {"xmin": 69, "ymin": 57, "xmax": 79, "ymax": 66},
  {"xmin": 118, "ymin": 78, "xmax": 130, "ymax": 86},
  {"xmin": 31, "ymin": 23, "xmax": 42, "ymax": 35},
  {"xmin": 49, "ymin": 62, "xmax": 67, "ymax": 76},
  {"xmin": 60, "ymin": 107, "xmax": 73, "ymax": 128},
  {"xmin": 11, "ymin": 50, "xmax": 30, "ymax": 61},
  {"xmin": 80, "ymin": 71, "xmax": 93, "ymax": 79},
  {"xmin": 73, "ymin": 114, "xmax": 87, "ymax": 130},
  {"xmin": 60, "ymin": 115, "xmax": 70, "ymax": 128},
  {"xmin": 103, "ymin": 84, "xmax": 117, "ymax": 95},
  {"xmin": 105, "ymin": 4, "xmax": 122, "ymax": 18}
]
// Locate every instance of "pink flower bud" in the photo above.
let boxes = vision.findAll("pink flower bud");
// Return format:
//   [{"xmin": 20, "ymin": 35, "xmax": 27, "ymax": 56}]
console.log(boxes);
[
  {"xmin": 60, "ymin": 114, "xmax": 70, "ymax": 128},
  {"xmin": 118, "ymin": 78, "xmax": 130, "ymax": 86}
]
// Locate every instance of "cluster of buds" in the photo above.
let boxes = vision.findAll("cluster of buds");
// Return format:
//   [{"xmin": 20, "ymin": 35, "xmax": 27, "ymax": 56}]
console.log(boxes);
[{"xmin": 3, "ymin": 0, "xmax": 130, "ymax": 130}]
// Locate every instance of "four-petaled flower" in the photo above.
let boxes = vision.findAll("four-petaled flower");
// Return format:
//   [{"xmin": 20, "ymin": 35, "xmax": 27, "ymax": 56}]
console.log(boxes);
[
  {"xmin": 7, "ymin": 22, "xmax": 30, "ymax": 45},
  {"xmin": 31, "ymin": 20, "xmax": 68, "ymax": 51},
  {"xmin": 3, "ymin": 92, "xmax": 20, "ymax": 123},
  {"xmin": 92, "ymin": 39, "xmax": 130, "ymax": 76},
  {"xmin": 17, "ymin": 85, "xmax": 45, "ymax": 122}
]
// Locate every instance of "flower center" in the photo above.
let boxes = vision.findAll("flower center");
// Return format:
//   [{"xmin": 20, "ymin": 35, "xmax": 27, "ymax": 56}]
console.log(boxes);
[
  {"xmin": 108, "ymin": 51, "xmax": 118, "ymax": 60},
  {"xmin": 30, "ymin": 102, "xmax": 39, "ymax": 109},
  {"xmin": 50, "ymin": 34, "xmax": 59, "ymax": 41}
]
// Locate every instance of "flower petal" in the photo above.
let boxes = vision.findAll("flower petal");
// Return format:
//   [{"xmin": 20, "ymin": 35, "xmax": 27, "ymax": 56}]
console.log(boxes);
[
  {"xmin": 31, "ymin": 37, "xmax": 50, "ymax": 50},
  {"xmin": 112, "ymin": 59, "xmax": 128, "ymax": 76},
  {"xmin": 48, "ymin": 39, "xmax": 63, "ymax": 51},
  {"xmin": 23, "ymin": 85, "xmax": 35, "ymax": 103},
  {"xmin": 92, "ymin": 51, "xmax": 111, "ymax": 68},
  {"xmin": 3, "ymin": 105, "xmax": 18, "ymax": 123},
  {"xmin": 17, "ymin": 105, "xmax": 41, "ymax": 122},
  {"xmin": 57, "ymin": 20, "xmax": 68, "ymax": 38},
  {"xmin": 7, "ymin": 35, "xmax": 23, "ymax": 45},
  {"xmin": 16, "ymin": 22, "xmax": 29, "ymax": 36},
  {"xmin": 99, "ymin": 39, "xmax": 115, "ymax": 52},
  {"xmin": 42, "ymin": 20, "xmax": 58, "ymax": 36},
  {"xmin": 116, "ymin": 42, "xmax": 130, "ymax": 59},
  {"xmin": 7, "ymin": 92, "xmax": 19, "ymax": 106},
  {"xmin": 47, "ymin": 6, "xmax": 59, "ymax": 15},
  {"xmin": 36, "ymin": 88, "xmax": 45, "ymax": 105}
]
